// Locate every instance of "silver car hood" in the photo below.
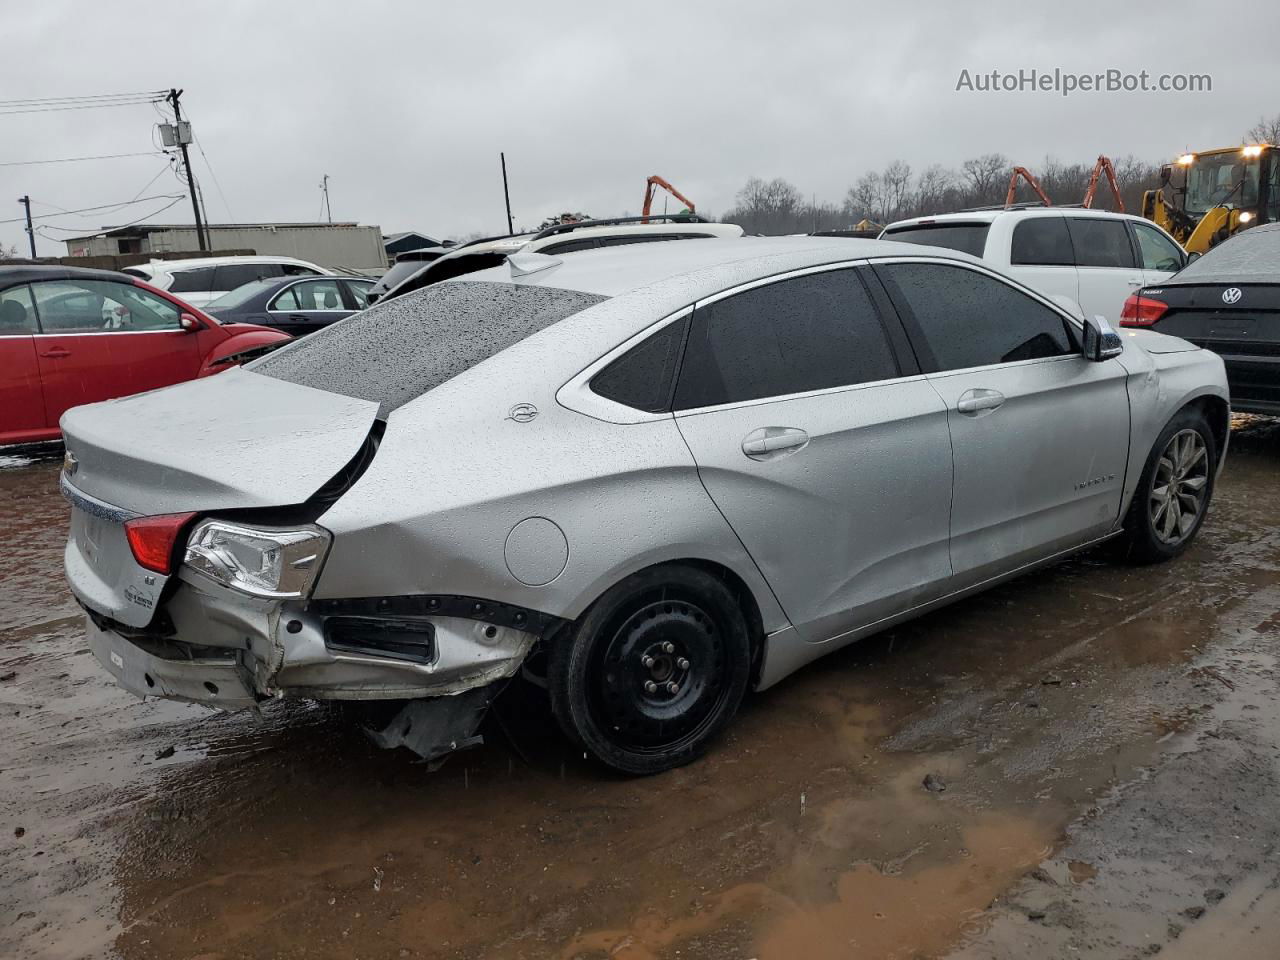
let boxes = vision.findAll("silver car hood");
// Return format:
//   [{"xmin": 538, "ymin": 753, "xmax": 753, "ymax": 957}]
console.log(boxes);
[
  {"xmin": 1122, "ymin": 329, "xmax": 1199, "ymax": 354},
  {"xmin": 61, "ymin": 367, "xmax": 380, "ymax": 514}
]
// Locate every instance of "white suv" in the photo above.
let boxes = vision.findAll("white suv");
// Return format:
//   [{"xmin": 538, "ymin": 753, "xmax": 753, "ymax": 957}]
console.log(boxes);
[
  {"xmin": 880, "ymin": 209, "xmax": 1188, "ymax": 323},
  {"xmin": 123, "ymin": 256, "xmax": 331, "ymax": 308}
]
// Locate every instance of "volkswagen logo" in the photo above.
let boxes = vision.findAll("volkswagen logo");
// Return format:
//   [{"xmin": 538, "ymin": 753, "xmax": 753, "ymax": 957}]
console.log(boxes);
[
  {"xmin": 507, "ymin": 403, "xmax": 538, "ymax": 423},
  {"xmin": 1222, "ymin": 287, "xmax": 1243, "ymax": 304}
]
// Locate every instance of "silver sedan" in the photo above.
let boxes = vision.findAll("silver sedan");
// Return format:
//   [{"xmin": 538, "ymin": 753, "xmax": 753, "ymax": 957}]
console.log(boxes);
[{"xmin": 60, "ymin": 238, "xmax": 1230, "ymax": 774}]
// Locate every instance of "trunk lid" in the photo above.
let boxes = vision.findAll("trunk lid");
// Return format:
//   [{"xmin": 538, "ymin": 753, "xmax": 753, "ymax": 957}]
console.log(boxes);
[{"xmin": 61, "ymin": 367, "xmax": 379, "ymax": 515}]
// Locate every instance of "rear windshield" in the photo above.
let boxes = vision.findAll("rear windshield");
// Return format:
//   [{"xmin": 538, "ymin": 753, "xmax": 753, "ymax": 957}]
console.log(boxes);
[
  {"xmin": 250, "ymin": 280, "xmax": 607, "ymax": 414},
  {"xmin": 1173, "ymin": 225, "xmax": 1280, "ymax": 284},
  {"xmin": 882, "ymin": 223, "xmax": 991, "ymax": 257},
  {"xmin": 370, "ymin": 259, "xmax": 428, "ymax": 295}
]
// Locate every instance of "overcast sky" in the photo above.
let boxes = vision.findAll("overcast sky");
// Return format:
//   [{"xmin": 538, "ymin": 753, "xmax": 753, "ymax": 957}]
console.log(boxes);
[{"xmin": 2, "ymin": 0, "xmax": 1277, "ymax": 255}]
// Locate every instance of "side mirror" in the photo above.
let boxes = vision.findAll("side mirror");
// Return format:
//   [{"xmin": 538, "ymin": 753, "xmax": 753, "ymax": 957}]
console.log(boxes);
[
  {"xmin": 1186, "ymin": 251, "xmax": 1201, "ymax": 264},
  {"xmin": 1083, "ymin": 314, "xmax": 1124, "ymax": 361},
  {"xmin": 179, "ymin": 313, "xmax": 203, "ymax": 332}
]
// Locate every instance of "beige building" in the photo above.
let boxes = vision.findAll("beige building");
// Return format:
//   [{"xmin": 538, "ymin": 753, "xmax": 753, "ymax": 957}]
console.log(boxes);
[{"xmin": 64, "ymin": 221, "xmax": 387, "ymax": 270}]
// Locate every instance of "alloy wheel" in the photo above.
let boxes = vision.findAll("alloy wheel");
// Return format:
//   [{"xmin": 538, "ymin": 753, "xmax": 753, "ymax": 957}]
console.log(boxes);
[{"xmin": 1149, "ymin": 428, "xmax": 1209, "ymax": 545}]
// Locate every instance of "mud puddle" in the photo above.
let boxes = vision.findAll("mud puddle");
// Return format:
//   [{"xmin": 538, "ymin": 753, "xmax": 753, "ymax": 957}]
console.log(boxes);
[{"xmin": 2, "ymin": 418, "xmax": 1279, "ymax": 959}]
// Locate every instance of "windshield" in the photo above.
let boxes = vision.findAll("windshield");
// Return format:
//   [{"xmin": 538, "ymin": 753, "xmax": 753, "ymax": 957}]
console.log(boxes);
[
  {"xmin": 250, "ymin": 280, "xmax": 607, "ymax": 415},
  {"xmin": 204, "ymin": 280, "xmax": 274, "ymax": 311},
  {"xmin": 1184, "ymin": 152, "xmax": 1262, "ymax": 215},
  {"xmin": 369, "ymin": 260, "xmax": 428, "ymax": 295},
  {"xmin": 881, "ymin": 223, "xmax": 991, "ymax": 257}
]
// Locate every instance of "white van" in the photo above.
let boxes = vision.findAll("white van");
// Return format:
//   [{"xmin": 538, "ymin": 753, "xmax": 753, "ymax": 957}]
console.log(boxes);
[{"xmin": 880, "ymin": 209, "xmax": 1188, "ymax": 324}]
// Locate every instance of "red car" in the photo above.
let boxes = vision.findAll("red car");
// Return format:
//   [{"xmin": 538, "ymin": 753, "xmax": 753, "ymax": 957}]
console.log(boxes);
[{"xmin": 1, "ymin": 265, "xmax": 290, "ymax": 446}]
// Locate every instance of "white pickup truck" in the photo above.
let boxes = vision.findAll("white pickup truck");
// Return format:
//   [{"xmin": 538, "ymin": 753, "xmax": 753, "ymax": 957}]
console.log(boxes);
[{"xmin": 881, "ymin": 208, "xmax": 1188, "ymax": 324}]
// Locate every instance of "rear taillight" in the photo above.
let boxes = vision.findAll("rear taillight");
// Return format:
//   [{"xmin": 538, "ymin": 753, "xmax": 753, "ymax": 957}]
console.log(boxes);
[
  {"xmin": 124, "ymin": 513, "xmax": 197, "ymax": 574},
  {"xmin": 1120, "ymin": 294, "xmax": 1169, "ymax": 327}
]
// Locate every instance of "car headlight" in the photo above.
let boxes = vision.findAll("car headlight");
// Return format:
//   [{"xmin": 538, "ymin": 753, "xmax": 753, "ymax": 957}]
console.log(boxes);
[{"xmin": 183, "ymin": 519, "xmax": 331, "ymax": 598}]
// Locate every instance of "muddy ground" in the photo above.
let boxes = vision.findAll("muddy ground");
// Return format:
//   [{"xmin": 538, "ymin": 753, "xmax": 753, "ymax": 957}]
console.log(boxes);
[{"xmin": 2, "ymin": 419, "xmax": 1279, "ymax": 960}]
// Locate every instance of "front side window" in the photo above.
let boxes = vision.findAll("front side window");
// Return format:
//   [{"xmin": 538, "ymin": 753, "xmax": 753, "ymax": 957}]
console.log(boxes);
[
  {"xmin": 674, "ymin": 269, "xmax": 899, "ymax": 410},
  {"xmin": 1010, "ymin": 217, "xmax": 1074, "ymax": 266},
  {"xmin": 1132, "ymin": 222, "xmax": 1185, "ymax": 272},
  {"xmin": 344, "ymin": 280, "xmax": 372, "ymax": 309},
  {"xmin": 29, "ymin": 279, "xmax": 181, "ymax": 333},
  {"xmin": 252, "ymin": 280, "xmax": 608, "ymax": 415},
  {"xmin": 0, "ymin": 285, "xmax": 37, "ymax": 336},
  {"xmin": 1066, "ymin": 218, "xmax": 1136, "ymax": 268},
  {"xmin": 876, "ymin": 262, "xmax": 1077, "ymax": 371}
]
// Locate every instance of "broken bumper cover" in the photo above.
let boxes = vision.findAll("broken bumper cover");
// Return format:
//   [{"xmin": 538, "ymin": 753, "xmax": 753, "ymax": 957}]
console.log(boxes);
[{"xmin": 84, "ymin": 576, "xmax": 563, "ymax": 712}]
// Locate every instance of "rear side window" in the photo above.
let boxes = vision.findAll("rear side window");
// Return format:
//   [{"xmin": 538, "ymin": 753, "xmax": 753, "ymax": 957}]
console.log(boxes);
[
  {"xmin": 1010, "ymin": 217, "xmax": 1074, "ymax": 265},
  {"xmin": 590, "ymin": 315, "xmax": 689, "ymax": 413},
  {"xmin": 214, "ymin": 263, "xmax": 280, "ymax": 290},
  {"xmin": 882, "ymin": 223, "xmax": 991, "ymax": 257},
  {"xmin": 674, "ymin": 269, "xmax": 899, "ymax": 410},
  {"xmin": 167, "ymin": 266, "xmax": 215, "ymax": 293},
  {"xmin": 877, "ymin": 262, "xmax": 1076, "ymax": 370},
  {"xmin": 1066, "ymin": 218, "xmax": 1135, "ymax": 268},
  {"xmin": 251, "ymin": 281, "xmax": 607, "ymax": 415}
]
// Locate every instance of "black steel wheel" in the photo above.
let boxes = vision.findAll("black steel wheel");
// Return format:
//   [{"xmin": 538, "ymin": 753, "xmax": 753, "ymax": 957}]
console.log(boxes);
[{"xmin": 548, "ymin": 564, "xmax": 751, "ymax": 775}]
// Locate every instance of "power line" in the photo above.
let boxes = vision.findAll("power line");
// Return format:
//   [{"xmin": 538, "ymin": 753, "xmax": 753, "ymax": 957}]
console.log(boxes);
[
  {"xmin": 36, "ymin": 197, "xmax": 185, "ymax": 233},
  {"xmin": 0, "ymin": 90, "xmax": 167, "ymax": 107},
  {"xmin": 0, "ymin": 194, "xmax": 184, "ymax": 225},
  {"xmin": 0, "ymin": 98, "xmax": 162, "ymax": 118},
  {"xmin": 0, "ymin": 151, "xmax": 164, "ymax": 168}
]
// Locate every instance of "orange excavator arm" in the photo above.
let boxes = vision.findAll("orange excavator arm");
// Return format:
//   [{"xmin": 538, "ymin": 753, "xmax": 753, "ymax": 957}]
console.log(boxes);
[
  {"xmin": 1081, "ymin": 155, "xmax": 1126, "ymax": 212},
  {"xmin": 1005, "ymin": 167, "xmax": 1053, "ymax": 208},
  {"xmin": 642, "ymin": 175, "xmax": 697, "ymax": 221}
]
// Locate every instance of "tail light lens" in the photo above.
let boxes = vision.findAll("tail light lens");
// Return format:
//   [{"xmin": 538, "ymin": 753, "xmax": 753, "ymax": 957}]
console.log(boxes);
[
  {"xmin": 1120, "ymin": 294, "xmax": 1169, "ymax": 327},
  {"xmin": 124, "ymin": 513, "xmax": 197, "ymax": 574}
]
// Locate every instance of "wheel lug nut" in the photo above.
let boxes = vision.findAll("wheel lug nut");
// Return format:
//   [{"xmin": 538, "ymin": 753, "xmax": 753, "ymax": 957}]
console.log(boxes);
[
  {"xmin": 677, "ymin": 657, "xmax": 690, "ymax": 670},
  {"xmin": 644, "ymin": 680, "xmax": 658, "ymax": 694},
  {"xmin": 641, "ymin": 655, "xmax": 655, "ymax": 668},
  {"xmin": 662, "ymin": 642, "xmax": 675, "ymax": 654},
  {"xmin": 666, "ymin": 682, "xmax": 679, "ymax": 695}
]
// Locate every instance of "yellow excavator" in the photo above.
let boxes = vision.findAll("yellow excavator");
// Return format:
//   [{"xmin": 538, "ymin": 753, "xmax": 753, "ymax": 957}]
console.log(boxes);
[{"xmin": 1142, "ymin": 144, "xmax": 1278, "ymax": 254}]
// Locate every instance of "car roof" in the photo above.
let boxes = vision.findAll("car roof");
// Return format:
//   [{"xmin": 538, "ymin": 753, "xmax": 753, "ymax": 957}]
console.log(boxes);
[
  {"xmin": 0, "ymin": 264, "xmax": 132, "ymax": 288},
  {"xmin": 460, "ymin": 235, "xmax": 979, "ymax": 300},
  {"xmin": 142, "ymin": 255, "xmax": 324, "ymax": 272},
  {"xmin": 885, "ymin": 208, "xmax": 1139, "ymax": 230}
]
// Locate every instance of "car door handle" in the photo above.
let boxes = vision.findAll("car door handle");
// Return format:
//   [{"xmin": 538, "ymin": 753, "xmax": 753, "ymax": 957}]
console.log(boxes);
[
  {"xmin": 39, "ymin": 347, "xmax": 71, "ymax": 358},
  {"xmin": 1127, "ymin": 278, "xmax": 1144, "ymax": 287},
  {"xmin": 956, "ymin": 388, "xmax": 1005, "ymax": 415},
  {"xmin": 742, "ymin": 427, "xmax": 809, "ymax": 460}
]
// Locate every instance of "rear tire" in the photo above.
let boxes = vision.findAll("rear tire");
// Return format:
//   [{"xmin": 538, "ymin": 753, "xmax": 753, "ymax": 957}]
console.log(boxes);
[
  {"xmin": 548, "ymin": 564, "xmax": 751, "ymax": 775},
  {"xmin": 1120, "ymin": 407, "xmax": 1217, "ymax": 564}
]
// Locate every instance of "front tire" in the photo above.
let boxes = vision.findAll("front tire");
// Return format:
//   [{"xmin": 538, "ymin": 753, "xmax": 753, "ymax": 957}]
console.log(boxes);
[
  {"xmin": 1120, "ymin": 407, "xmax": 1217, "ymax": 564},
  {"xmin": 548, "ymin": 565, "xmax": 751, "ymax": 775}
]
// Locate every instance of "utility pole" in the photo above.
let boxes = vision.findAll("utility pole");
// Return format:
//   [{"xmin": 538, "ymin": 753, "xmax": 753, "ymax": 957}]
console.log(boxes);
[
  {"xmin": 166, "ymin": 88, "xmax": 208, "ymax": 251},
  {"xmin": 17, "ymin": 195, "xmax": 35, "ymax": 258},
  {"xmin": 500, "ymin": 152, "xmax": 514, "ymax": 234},
  {"xmin": 320, "ymin": 174, "xmax": 332, "ymax": 224}
]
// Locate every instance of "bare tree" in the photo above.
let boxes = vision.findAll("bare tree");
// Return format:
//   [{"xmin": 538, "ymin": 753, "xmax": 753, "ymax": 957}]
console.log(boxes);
[
  {"xmin": 915, "ymin": 164, "xmax": 954, "ymax": 213},
  {"xmin": 723, "ymin": 177, "xmax": 806, "ymax": 234},
  {"xmin": 0, "ymin": 242, "xmax": 21, "ymax": 261},
  {"xmin": 960, "ymin": 153, "xmax": 1009, "ymax": 203},
  {"xmin": 1245, "ymin": 114, "xmax": 1280, "ymax": 145}
]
